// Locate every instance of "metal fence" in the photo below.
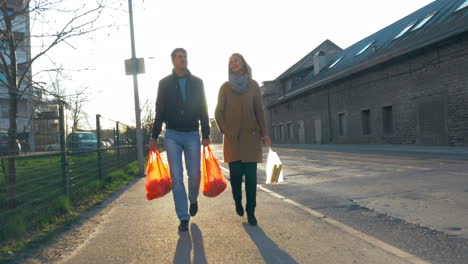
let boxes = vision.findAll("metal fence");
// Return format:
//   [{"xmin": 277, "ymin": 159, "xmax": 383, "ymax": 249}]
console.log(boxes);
[{"xmin": 0, "ymin": 104, "xmax": 144, "ymax": 241}]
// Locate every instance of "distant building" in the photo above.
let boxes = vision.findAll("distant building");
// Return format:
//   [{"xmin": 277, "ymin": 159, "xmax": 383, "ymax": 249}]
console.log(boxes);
[
  {"xmin": 262, "ymin": 0, "xmax": 468, "ymax": 146},
  {"xmin": 33, "ymin": 102, "xmax": 60, "ymax": 151},
  {"xmin": 0, "ymin": 1, "xmax": 35, "ymax": 149}
]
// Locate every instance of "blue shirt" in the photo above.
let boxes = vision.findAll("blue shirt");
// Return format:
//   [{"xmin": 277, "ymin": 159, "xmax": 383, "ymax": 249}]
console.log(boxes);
[{"xmin": 178, "ymin": 78, "xmax": 187, "ymax": 103}]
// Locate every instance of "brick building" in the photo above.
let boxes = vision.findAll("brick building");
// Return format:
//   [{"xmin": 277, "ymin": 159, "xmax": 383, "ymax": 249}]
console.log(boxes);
[
  {"xmin": 33, "ymin": 102, "xmax": 59, "ymax": 151},
  {"xmin": 262, "ymin": 0, "xmax": 468, "ymax": 146}
]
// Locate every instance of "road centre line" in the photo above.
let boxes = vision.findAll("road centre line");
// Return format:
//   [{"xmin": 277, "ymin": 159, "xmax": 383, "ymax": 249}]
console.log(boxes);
[{"xmin": 219, "ymin": 163, "xmax": 430, "ymax": 264}]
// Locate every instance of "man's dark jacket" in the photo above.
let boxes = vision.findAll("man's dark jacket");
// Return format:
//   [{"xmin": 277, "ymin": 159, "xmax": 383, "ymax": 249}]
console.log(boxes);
[{"xmin": 152, "ymin": 70, "xmax": 210, "ymax": 139}]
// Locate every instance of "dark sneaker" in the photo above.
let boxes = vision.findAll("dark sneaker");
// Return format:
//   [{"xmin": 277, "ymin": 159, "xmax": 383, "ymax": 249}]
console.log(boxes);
[
  {"xmin": 247, "ymin": 213, "xmax": 257, "ymax": 226},
  {"xmin": 235, "ymin": 201, "xmax": 244, "ymax": 216},
  {"xmin": 189, "ymin": 202, "xmax": 198, "ymax": 217},
  {"xmin": 178, "ymin": 220, "xmax": 189, "ymax": 232}
]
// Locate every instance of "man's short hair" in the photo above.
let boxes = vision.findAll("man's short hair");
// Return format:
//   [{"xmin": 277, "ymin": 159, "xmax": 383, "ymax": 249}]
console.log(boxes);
[{"xmin": 171, "ymin": 48, "xmax": 187, "ymax": 60}]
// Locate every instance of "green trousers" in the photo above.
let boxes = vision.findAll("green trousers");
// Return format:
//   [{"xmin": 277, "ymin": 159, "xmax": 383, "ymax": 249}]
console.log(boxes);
[{"xmin": 228, "ymin": 161, "xmax": 257, "ymax": 214}]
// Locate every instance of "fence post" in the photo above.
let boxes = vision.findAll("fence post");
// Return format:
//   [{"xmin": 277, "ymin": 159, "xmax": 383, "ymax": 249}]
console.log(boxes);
[
  {"xmin": 96, "ymin": 115, "xmax": 103, "ymax": 180},
  {"xmin": 116, "ymin": 122, "xmax": 120, "ymax": 157},
  {"xmin": 126, "ymin": 126, "xmax": 130, "ymax": 156},
  {"xmin": 59, "ymin": 102, "xmax": 68, "ymax": 196},
  {"xmin": 113, "ymin": 127, "xmax": 116, "ymax": 155}
]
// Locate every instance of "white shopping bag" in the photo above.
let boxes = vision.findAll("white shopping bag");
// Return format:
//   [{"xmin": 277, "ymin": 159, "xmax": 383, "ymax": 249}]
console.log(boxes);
[{"xmin": 266, "ymin": 147, "xmax": 283, "ymax": 184}]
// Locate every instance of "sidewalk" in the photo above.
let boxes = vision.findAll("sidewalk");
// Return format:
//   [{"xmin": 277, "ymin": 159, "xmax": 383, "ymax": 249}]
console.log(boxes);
[
  {"xmin": 54, "ymin": 177, "xmax": 424, "ymax": 264},
  {"xmin": 273, "ymin": 143, "xmax": 468, "ymax": 160}
]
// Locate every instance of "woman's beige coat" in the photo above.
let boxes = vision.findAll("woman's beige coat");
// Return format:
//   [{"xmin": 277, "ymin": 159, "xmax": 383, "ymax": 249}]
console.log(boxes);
[{"xmin": 215, "ymin": 80, "xmax": 267, "ymax": 163}]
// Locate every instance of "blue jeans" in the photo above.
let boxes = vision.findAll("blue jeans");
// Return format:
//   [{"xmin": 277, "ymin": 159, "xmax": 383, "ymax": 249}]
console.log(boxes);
[{"xmin": 165, "ymin": 129, "xmax": 201, "ymax": 221}]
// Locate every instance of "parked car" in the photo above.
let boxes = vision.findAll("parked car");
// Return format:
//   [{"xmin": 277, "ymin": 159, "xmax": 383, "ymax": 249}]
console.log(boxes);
[
  {"xmin": 67, "ymin": 132, "xmax": 98, "ymax": 151},
  {"xmin": 102, "ymin": 138, "xmax": 114, "ymax": 148},
  {"xmin": 115, "ymin": 138, "xmax": 132, "ymax": 146},
  {"xmin": 100, "ymin": 140, "xmax": 111, "ymax": 149},
  {"xmin": 0, "ymin": 133, "xmax": 21, "ymax": 155},
  {"xmin": 46, "ymin": 143, "xmax": 60, "ymax": 151}
]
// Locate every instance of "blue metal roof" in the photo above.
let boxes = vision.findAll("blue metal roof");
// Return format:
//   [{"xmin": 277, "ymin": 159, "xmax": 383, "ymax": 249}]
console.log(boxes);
[
  {"xmin": 276, "ymin": 39, "xmax": 342, "ymax": 81},
  {"xmin": 273, "ymin": 0, "xmax": 468, "ymax": 103}
]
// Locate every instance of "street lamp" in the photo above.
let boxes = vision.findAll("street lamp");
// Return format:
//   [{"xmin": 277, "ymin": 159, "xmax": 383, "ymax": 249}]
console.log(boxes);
[{"xmin": 126, "ymin": 0, "xmax": 144, "ymax": 177}]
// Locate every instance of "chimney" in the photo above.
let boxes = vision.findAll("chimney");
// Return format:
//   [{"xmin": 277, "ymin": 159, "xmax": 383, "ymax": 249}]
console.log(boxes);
[{"xmin": 313, "ymin": 51, "xmax": 326, "ymax": 76}]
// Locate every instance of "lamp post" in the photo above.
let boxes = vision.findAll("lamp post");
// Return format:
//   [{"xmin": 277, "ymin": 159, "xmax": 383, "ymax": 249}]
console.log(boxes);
[{"xmin": 127, "ymin": 0, "xmax": 144, "ymax": 177}]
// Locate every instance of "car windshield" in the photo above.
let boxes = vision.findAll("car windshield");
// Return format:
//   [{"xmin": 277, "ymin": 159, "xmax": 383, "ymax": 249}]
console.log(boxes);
[{"xmin": 76, "ymin": 133, "xmax": 97, "ymax": 140}]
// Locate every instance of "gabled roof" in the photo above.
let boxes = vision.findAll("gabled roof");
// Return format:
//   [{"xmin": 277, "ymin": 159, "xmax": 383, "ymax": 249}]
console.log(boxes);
[
  {"xmin": 271, "ymin": 0, "xmax": 468, "ymax": 104},
  {"xmin": 276, "ymin": 39, "xmax": 342, "ymax": 81}
]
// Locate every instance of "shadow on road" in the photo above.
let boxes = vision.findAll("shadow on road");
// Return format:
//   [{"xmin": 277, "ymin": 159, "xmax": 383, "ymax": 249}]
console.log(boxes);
[
  {"xmin": 243, "ymin": 223, "xmax": 298, "ymax": 264},
  {"xmin": 173, "ymin": 223, "xmax": 207, "ymax": 264},
  {"xmin": 174, "ymin": 231, "xmax": 192, "ymax": 264},
  {"xmin": 191, "ymin": 224, "xmax": 207, "ymax": 264}
]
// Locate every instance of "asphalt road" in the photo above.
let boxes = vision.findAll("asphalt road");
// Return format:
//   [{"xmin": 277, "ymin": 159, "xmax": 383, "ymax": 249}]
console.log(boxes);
[
  {"xmin": 211, "ymin": 144, "xmax": 468, "ymax": 264},
  {"xmin": 32, "ymin": 165, "xmax": 419, "ymax": 264}
]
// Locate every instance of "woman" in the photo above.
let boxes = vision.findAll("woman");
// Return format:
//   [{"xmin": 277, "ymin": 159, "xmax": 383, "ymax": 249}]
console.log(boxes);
[{"xmin": 215, "ymin": 53, "xmax": 272, "ymax": 226}]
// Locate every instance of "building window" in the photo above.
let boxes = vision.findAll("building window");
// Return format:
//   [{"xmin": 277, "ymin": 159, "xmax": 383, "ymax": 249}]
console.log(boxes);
[
  {"xmin": 382, "ymin": 106, "xmax": 393, "ymax": 134},
  {"xmin": 338, "ymin": 113, "xmax": 346, "ymax": 136},
  {"xmin": 329, "ymin": 56, "xmax": 343, "ymax": 69},
  {"xmin": 0, "ymin": 41, "xmax": 9, "ymax": 50},
  {"xmin": 0, "ymin": 72, "xmax": 7, "ymax": 86},
  {"xmin": 455, "ymin": 0, "xmax": 468, "ymax": 12},
  {"xmin": 394, "ymin": 22, "xmax": 416, "ymax": 39},
  {"xmin": 0, "ymin": 9, "xmax": 14, "ymax": 18},
  {"xmin": 411, "ymin": 12, "xmax": 436, "ymax": 31},
  {"xmin": 285, "ymin": 80, "xmax": 292, "ymax": 93},
  {"xmin": 0, "ymin": 104, "xmax": 8, "ymax": 119},
  {"xmin": 356, "ymin": 41, "xmax": 375, "ymax": 56},
  {"xmin": 362, "ymin": 109, "xmax": 371, "ymax": 135},
  {"xmin": 280, "ymin": 125, "xmax": 285, "ymax": 140},
  {"xmin": 287, "ymin": 123, "xmax": 294, "ymax": 140}
]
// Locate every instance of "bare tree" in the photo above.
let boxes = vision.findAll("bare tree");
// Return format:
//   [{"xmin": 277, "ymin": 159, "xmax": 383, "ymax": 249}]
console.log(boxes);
[
  {"xmin": 141, "ymin": 98, "xmax": 154, "ymax": 139},
  {"xmin": 140, "ymin": 98, "xmax": 156, "ymax": 152},
  {"xmin": 68, "ymin": 87, "xmax": 89, "ymax": 131},
  {"xmin": 0, "ymin": 0, "xmax": 114, "ymax": 209}
]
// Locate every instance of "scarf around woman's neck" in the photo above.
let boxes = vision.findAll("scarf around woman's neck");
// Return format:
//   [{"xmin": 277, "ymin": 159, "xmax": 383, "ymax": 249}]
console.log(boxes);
[{"xmin": 229, "ymin": 72, "xmax": 250, "ymax": 94}]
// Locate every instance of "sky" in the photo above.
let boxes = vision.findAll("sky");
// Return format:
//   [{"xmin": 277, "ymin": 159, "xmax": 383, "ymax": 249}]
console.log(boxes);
[{"xmin": 32, "ymin": 0, "xmax": 435, "ymax": 129}]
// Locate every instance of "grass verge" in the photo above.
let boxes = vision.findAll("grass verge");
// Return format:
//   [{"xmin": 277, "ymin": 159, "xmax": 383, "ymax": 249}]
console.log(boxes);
[{"xmin": 0, "ymin": 160, "xmax": 139, "ymax": 263}]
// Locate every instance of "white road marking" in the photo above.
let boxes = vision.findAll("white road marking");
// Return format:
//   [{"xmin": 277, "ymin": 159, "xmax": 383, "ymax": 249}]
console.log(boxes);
[
  {"xmin": 220, "ymin": 166, "xmax": 230, "ymax": 173},
  {"xmin": 447, "ymin": 171, "xmax": 467, "ymax": 176},
  {"xmin": 219, "ymin": 164, "xmax": 430, "ymax": 264}
]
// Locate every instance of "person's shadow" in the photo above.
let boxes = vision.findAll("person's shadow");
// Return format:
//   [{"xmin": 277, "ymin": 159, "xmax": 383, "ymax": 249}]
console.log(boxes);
[
  {"xmin": 174, "ymin": 231, "xmax": 192, "ymax": 264},
  {"xmin": 191, "ymin": 224, "xmax": 207, "ymax": 264},
  {"xmin": 243, "ymin": 223, "xmax": 298, "ymax": 264},
  {"xmin": 173, "ymin": 223, "xmax": 207, "ymax": 264}
]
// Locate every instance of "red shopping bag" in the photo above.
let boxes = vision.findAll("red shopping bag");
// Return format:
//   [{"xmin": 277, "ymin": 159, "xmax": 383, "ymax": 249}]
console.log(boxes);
[
  {"xmin": 145, "ymin": 150, "xmax": 172, "ymax": 200},
  {"xmin": 202, "ymin": 146, "xmax": 227, "ymax": 197}
]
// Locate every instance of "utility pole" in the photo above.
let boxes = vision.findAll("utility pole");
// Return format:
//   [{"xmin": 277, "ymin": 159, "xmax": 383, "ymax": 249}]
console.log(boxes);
[{"xmin": 127, "ymin": 0, "xmax": 145, "ymax": 177}]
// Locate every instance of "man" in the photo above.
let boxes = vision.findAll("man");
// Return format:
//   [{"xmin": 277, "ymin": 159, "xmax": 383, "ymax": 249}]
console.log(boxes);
[{"xmin": 148, "ymin": 48, "xmax": 210, "ymax": 232}]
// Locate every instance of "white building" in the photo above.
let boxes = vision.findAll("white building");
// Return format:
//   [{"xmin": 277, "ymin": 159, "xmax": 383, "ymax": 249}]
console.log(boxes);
[{"xmin": 0, "ymin": 0, "xmax": 35, "ymax": 151}]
